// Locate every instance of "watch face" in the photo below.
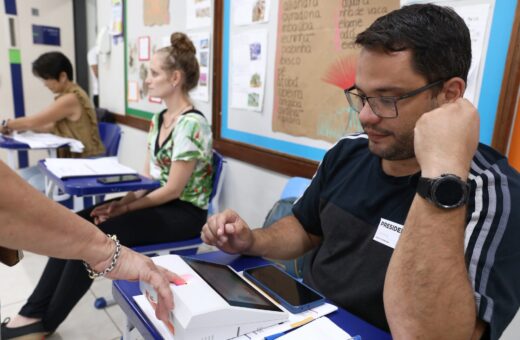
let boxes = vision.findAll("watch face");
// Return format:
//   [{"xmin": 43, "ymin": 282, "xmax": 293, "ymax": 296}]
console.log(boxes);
[{"xmin": 434, "ymin": 177, "xmax": 467, "ymax": 207}]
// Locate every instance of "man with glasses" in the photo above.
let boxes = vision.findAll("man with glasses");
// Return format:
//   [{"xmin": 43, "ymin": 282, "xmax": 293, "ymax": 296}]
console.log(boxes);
[{"xmin": 203, "ymin": 4, "xmax": 520, "ymax": 339}]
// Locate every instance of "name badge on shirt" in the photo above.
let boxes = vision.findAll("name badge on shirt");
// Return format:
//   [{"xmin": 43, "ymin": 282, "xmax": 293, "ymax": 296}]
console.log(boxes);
[{"xmin": 373, "ymin": 218, "xmax": 404, "ymax": 249}]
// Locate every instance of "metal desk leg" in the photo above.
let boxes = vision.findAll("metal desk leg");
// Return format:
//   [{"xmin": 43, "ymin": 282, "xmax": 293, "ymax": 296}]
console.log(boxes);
[
  {"xmin": 123, "ymin": 316, "xmax": 134, "ymax": 340},
  {"xmin": 7, "ymin": 150, "xmax": 16, "ymax": 169},
  {"xmin": 44, "ymin": 175, "xmax": 55, "ymax": 198}
]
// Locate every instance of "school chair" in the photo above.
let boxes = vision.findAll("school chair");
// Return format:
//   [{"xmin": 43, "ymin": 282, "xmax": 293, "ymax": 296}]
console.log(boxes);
[
  {"xmin": 95, "ymin": 150, "xmax": 226, "ymax": 308},
  {"xmin": 98, "ymin": 122, "xmax": 122, "ymax": 157},
  {"xmin": 78, "ymin": 122, "xmax": 123, "ymax": 209},
  {"xmin": 280, "ymin": 176, "xmax": 311, "ymax": 200},
  {"xmin": 262, "ymin": 176, "xmax": 311, "ymax": 278}
]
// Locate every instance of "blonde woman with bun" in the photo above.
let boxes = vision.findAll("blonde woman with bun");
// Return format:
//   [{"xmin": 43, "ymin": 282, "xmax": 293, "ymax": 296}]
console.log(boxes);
[{"xmin": 1, "ymin": 33, "xmax": 213, "ymax": 339}]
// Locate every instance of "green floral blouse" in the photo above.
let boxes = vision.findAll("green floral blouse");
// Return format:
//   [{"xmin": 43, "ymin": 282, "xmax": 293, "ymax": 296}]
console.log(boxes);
[{"xmin": 148, "ymin": 110, "xmax": 213, "ymax": 209}]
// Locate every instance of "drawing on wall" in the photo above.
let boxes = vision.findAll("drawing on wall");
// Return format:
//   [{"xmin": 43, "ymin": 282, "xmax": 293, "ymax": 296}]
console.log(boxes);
[
  {"xmin": 138, "ymin": 36, "xmax": 151, "ymax": 61},
  {"xmin": 143, "ymin": 0, "xmax": 170, "ymax": 26},
  {"xmin": 128, "ymin": 81, "xmax": 139, "ymax": 102},
  {"xmin": 252, "ymin": 0, "xmax": 266, "ymax": 22},
  {"xmin": 234, "ymin": 0, "xmax": 271, "ymax": 26},
  {"xmin": 188, "ymin": 32, "xmax": 211, "ymax": 102},
  {"xmin": 271, "ymin": 0, "xmax": 399, "ymax": 143},
  {"xmin": 110, "ymin": 0, "xmax": 123, "ymax": 43},
  {"xmin": 230, "ymin": 29, "xmax": 267, "ymax": 112},
  {"xmin": 186, "ymin": 0, "xmax": 212, "ymax": 29},
  {"xmin": 139, "ymin": 63, "xmax": 149, "ymax": 98}
]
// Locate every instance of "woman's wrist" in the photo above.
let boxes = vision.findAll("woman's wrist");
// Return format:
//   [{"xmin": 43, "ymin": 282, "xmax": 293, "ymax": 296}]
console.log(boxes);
[{"xmin": 84, "ymin": 234, "xmax": 121, "ymax": 279}]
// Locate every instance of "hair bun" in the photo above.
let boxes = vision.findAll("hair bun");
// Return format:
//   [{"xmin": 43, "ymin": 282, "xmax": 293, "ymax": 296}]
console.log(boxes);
[{"xmin": 170, "ymin": 32, "xmax": 196, "ymax": 55}]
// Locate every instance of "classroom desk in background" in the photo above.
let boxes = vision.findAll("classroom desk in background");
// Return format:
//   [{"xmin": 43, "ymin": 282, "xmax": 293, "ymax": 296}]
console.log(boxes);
[
  {"xmin": 37, "ymin": 160, "xmax": 160, "ymax": 207},
  {"xmin": 0, "ymin": 135, "xmax": 60, "ymax": 169},
  {"xmin": 113, "ymin": 251, "xmax": 392, "ymax": 340}
]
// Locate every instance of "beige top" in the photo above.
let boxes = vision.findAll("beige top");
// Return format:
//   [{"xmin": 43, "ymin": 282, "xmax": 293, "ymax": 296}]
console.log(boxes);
[{"xmin": 51, "ymin": 83, "xmax": 105, "ymax": 158}]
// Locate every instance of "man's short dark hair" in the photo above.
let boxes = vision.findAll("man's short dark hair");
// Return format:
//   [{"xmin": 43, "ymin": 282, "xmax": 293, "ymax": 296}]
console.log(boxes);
[
  {"xmin": 32, "ymin": 52, "xmax": 73, "ymax": 81},
  {"xmin": 356, "ymin": 4, "xmax": 471, "ymax": 84}
]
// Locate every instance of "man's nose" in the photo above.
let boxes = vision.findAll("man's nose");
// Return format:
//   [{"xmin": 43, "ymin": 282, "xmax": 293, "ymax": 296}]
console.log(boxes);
[{"xmin": 358, "ymin": 101, "xmax": 381, "ymax": 125}]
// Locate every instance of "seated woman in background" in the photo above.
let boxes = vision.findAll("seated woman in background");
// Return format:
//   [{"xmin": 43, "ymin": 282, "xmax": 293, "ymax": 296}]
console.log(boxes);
[
  {"xmin": 1, "ymin": 32, "xmax": 213, "ymax": 339},
  {"xmin": 0, "ymin": 51, "xmax": 105, "ymax": 191}
]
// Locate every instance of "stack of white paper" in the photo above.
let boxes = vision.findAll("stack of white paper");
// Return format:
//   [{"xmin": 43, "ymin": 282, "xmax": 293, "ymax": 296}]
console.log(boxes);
[
  {"xmin": 13, "ymin": 131, "xmax": 84, "ymax": 153},
  {"xmin": 44, "ymin": 157, "xmax": 137, "ymax": 178}
]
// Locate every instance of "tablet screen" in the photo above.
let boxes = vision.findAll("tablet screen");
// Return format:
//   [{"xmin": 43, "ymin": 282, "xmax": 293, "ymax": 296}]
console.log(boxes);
[{"xmin": 184, "ymin": 258, "xmax": 282, "ymax": 311}]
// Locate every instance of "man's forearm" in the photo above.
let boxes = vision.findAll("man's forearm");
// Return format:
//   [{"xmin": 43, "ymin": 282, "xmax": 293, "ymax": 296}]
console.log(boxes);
[
  {"xmin": 246, "ymin": 215, "xmax": 319, "ymax": 259},
  {"xmin": 384, "ymin": 197, "xmax": 477, "ymax": 338}
]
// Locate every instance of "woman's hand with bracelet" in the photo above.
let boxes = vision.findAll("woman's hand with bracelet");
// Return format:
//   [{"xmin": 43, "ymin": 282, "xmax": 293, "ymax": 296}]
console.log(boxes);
[{"xmin": 87, "ymin": 236, "xmax": 180, "ymax": 324}]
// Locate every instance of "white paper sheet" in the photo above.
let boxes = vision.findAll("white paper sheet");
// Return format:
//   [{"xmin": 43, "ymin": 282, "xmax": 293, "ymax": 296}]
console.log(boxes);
[
  {"xmin": 44, "ymin": 157, "xmax": 137, "ymax": 178},
  {"xmin": 188, "ymin": 32, "xmax": 211, "ymax": 102},
  {"xmin": 13, "ymin": 131, "xmax": 84, "ymax": 153},
  {"xmin": 230, "ymin": 29, "xmax": 268, "ymax": 112},
  {"xmin": 186, "ymin": 0, "xmax": 212, "ymax": 29},
  {"xmin": 277, "ymin": 317, "xmax": 352, "ymax": 340}
]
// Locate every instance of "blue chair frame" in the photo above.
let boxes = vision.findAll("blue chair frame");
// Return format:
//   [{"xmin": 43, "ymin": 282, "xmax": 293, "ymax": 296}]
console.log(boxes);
[
  {"xmin": 98, "ymin": 122, "xmax": 122, "ymax": 157},
  {"xmin": 281, "ymin": 177, "xmax": 311, "ymax": 199}
]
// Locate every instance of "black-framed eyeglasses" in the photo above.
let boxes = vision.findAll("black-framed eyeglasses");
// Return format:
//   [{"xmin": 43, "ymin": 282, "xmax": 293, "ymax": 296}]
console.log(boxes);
[{"xmin": 344, "ymin": 79, "xmax": 444, "ymax": 118}]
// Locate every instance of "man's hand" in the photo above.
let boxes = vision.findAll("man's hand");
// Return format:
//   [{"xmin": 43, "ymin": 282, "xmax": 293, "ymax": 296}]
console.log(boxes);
[
  {"xmin": 98, "ymin": 247, "xmax": 179, "ymax": 325},
  {"xmin": 414, "ymin": 98, "xmax": 479, "ymax": 179},
  {"xmin": 201, "ymin": 209, "xmax": 254, "ymax": 254}
]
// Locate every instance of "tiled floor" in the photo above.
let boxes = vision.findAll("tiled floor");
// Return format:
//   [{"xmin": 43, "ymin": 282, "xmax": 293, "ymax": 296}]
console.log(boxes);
[{"xmin": 0, "ymin": 251, "xmax": 135, "ymax": 340}]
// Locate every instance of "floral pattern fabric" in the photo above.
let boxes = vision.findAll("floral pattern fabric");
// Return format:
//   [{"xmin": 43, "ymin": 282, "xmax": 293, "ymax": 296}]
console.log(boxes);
[{"xmin": 148, "ymin": 110, "xmax": 213, "ymax": 209}]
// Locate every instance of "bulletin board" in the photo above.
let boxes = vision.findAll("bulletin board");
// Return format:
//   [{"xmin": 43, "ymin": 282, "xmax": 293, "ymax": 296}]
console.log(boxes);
[
  {"xmin": 213, "ymin": 0, "xmax": 519, "ymax": 177},
  {"xmin": 124, "ymin": 0, "xmax": 214, "ymax": 123}
]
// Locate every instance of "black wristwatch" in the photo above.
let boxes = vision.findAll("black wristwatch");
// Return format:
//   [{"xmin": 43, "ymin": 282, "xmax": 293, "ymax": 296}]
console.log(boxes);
[{"xmin": 416, "ymin": 174, "xmax": 469, "ymax": 209}]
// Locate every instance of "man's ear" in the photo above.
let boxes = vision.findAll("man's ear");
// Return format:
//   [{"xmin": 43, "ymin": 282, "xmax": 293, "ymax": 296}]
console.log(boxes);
[{"xmin": 438, "ymin": 77, "xmax": 466, "ymax": 103}]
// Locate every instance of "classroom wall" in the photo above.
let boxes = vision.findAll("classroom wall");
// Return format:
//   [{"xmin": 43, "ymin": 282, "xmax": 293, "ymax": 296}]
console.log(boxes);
[{"xmin": 0, "ymin": 0, "xmax": 76, "ymax": 167}]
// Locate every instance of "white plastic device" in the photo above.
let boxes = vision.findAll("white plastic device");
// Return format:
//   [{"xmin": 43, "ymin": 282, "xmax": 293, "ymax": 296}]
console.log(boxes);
[{"xmin": 139, "ymin": 255, "xmax": 288, "ymax": 340}]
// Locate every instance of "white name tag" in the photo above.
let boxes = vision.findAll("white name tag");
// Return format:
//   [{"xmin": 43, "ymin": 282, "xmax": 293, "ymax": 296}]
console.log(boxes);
[{"xmin": 373, "ymin": 218, "xmax": 404, "ymax": 249}]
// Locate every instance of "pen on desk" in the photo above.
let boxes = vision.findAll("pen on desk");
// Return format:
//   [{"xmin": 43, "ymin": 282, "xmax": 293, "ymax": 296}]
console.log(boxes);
[
  {"xmin": 264, "ymin": 331, "xmax": 288, "ymax": 340},
  {"xmin": 265, "ymin": 332, "xmax": 362, "ymax": 340}
]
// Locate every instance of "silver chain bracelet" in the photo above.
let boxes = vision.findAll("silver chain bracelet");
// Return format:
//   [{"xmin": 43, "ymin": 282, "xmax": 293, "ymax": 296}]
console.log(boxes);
[{"xmin": 83, "ymin": 234, "xmax": 121, "ymax": 279}]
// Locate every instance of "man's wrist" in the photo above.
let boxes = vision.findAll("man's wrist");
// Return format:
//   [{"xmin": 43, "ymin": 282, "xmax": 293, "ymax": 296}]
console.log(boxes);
[{"xmin": 421, "ymin": 165, "xmax": 469, "ymax": 181}]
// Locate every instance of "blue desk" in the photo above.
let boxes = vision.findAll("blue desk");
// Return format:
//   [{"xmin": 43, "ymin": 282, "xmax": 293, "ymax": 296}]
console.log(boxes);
[
  {"xmin": 0, "ymin": 135, "xmax": 61, "ymax": 169},
  {"xmin": 112, "ymin": 251, "xmax": 391, "ymax": 340},
  {"xmin": 37, "ymin": 160, "xmax": 160, "ymax": 207}
]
